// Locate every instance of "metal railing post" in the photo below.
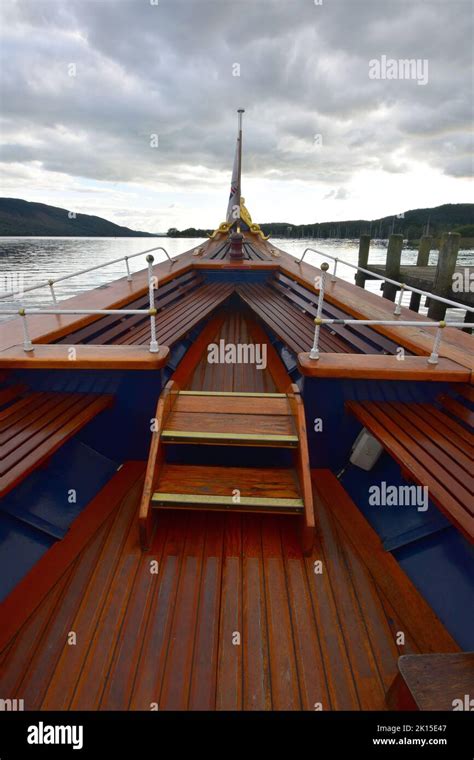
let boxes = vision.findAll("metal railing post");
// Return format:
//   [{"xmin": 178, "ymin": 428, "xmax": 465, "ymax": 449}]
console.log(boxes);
[
  {"xmin": 48, "ymin": 280, "xmax": 57, "ymax": 305},
  {"xmin": 394, "ymin": 284, "xmax": 405, "ymax": 315},
  {"xmin": 124, "ymin": 256, "xmax": 132, "ymax": 281},
  {"xmin": 309, "ymin": 262, "xmax": 329, "ymax": 360},
  {"xmin": 331, "ymin": 257, "xmax": 338, "ymax": 282},
  {"xmin": 427, "ymin": 321, "xmax": 445, "ymax": 365},
  {"xmin": 19, "ymin": 308, "xmax": 34, "ymax": 352},
  {"xmin": 146, "ymin": 255, "xmax": 159, "ymax": 353}
]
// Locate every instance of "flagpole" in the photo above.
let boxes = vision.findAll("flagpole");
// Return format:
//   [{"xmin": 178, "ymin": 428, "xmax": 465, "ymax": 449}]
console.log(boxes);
[{"xmin": 237, "ymin": 108, "xmax": 245, "ymax": 227}]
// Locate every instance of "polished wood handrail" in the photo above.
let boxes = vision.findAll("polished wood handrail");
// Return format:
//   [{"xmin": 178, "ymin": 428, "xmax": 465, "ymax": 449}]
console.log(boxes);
[{"xmin": 297, "ymin": 353, "xmax": 471, "ymax": 382}]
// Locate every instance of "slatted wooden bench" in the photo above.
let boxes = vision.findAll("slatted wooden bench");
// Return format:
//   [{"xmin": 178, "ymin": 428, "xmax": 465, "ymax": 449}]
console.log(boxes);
[
  {"xmin": 0, "ymin": 380, "xmax": 113, "ymax": 498},
  {"xmin": 346, "ymin": 386, "xmax": 474, "ymax": 542},
  {"xmin": 236, "ymin": 272, "xmax": 401, "ymax": 355},
  {"xmin": 58, "ymin": 270, "xmax": 234, "ymax": 349}
]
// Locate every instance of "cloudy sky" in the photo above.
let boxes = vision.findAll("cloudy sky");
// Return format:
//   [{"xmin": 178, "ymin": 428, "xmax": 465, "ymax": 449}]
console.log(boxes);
[{"xmin": 0, "ymin": 0, "xmax": 472, "ymax": 232}]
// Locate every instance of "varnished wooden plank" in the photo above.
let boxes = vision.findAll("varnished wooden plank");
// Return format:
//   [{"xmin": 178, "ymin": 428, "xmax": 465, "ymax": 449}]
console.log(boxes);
[
  {"xmin": 41, "ymin": 478, "xmax": 144, "ymax": 709},
  {"xmin": 0, "ymin": 461, "xmax": 145, "ymax": 654},
  {"xmin": 261, "ymin": 517, "xmax": 301, "ymax": 710},
  {"xmin": 312, "ymin": 488, "xmax": 386, "ymax": 710},
  {"xmin": 70, "ymin": 512, "xmax": 144, "ymax": 710},
  {"xmin": 298, "ymin": 353, "xmax": 470, "ymax": 381},
  {"xmin": 242, "ymin": 515, "xmax": 271, "ymax": 710},
  {"xmin": 312, "ymin": 469, "xmax": 459, "ymax": 653},
  {"xmin": 0, "ymin": 569, "xmax": 73, "ymax": 699},
  {"xmin": 99, "ymin": 515, "xmax": 171, "ymax": 710},
  {"xmin": 0, "ymin": 394, "xmax": 113, "ymax": 498},
  {"xmin": 159, "ymin": 514, "xmax": 206, "ymax": 710},
  {"xmin": 346, "ymin": 401, "xmax": 473, "ymax": 540},
  {"xmin": 216, "ymin": 514, "xmax": 242, "ymax": 709},
  {"xmin": 129, "ymin": 513, "xmax": 188, "ymax": 710},
  {"xmin": 0, "ymin": 344, "xmax": 170, "ymax": 369},
  {"xmin": 23, "ymin": 527, "xmax": 113, "ymax": 710},
  {"xmin": 396, "ymin": 653, "xmax": 474, "ymax": 710},
  {"xmin": 439, "ymin": 394, "xmax": 474, "ymax": 428},
  {"xmin": 188, "ymin": 514, "xmax": 225, "ymax": 710},
  {"xmin": 173, "ymin": 394, "xmax": 291, "ymax": 416},
  {"xmin": 280, "ymin": 522, "xmax": 331, "ymax": 710}
]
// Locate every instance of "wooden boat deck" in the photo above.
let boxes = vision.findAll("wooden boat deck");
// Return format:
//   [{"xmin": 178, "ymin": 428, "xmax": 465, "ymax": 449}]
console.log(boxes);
[
  {"xmin": 0, "ymin": 311, "xmax": 459, "ymax": 711},
  {"xmin": 0, "ymin": 462, "xmax": 458, "ymax": 711}
]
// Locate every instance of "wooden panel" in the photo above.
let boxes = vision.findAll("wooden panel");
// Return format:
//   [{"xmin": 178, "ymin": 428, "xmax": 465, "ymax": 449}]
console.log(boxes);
[
  {"xmin": 0, "ymin": 394, "xmax": 114, "ymax": 499},
  {"xmin": 164, "ymin": 410, "xmax": 296, "ymax": 437},
  {"xmin": 396, "ymin": 653, "xmax": 474, "ymax": 711},
  {"xmin": 287, "ymin": 383, "xmax": 316, "ymax": 553},
  {"xmin": 346, "ymin": 401, "xmax": 473, "ymax": 540},
  {"xmin": 0, "ymin": 461, "xmax": 145, "ymax": 655},
  {"xmin": 242, "ymin": 515, "xmax": 271, "ymax": 710},
  {"xmin": 312, "ymin": 469, "xmax": 460, "ymax": 653},
  {"xmin": 41, "ymin": 479, "xmax": 143, "ymax": 709},
  {"xmin": 129, "ymin": 514, "xmax": 188, "ymax": 710},
  {"xmin": 298, "ymin": 353, "xmax": 470, "ymax": 381},
  {"xmin": 188, "ymin": 514, "xmax": 225, "ymax": 710},
  {"xmin": 159, "ymin": 514, "xmax": 206, "ymax": 709},
  {"xmin": 0, "ymin": 344, "xmax": 170, "ymax": 369},
  {"xmin": 139, "ymin": 380, "xmax": 179, "ymax": 549},
  {"xmin": 155, "ymin": 463, "xmax": 301, "ymax": 499},
  {"xmin": 216, "ymin": 515, "xmax": 243, "ymax": 709}
]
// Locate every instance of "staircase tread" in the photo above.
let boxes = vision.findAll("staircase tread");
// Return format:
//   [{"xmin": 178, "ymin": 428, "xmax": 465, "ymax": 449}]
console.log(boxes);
[
  {"xmin": 173, "ymin": 394, "xmax": 291, "ymax": 416},
  {"xmin": 154, "ymin": 463, "xmax": 301, "ymax": 499},
  {"xmin": 164, "ymin": 411, "xmax": 297, "ymax": 438}
]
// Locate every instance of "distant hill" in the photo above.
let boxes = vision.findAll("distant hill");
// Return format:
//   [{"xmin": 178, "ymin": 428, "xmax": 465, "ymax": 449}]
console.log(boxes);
[
  {"xmin": 0, "ymin": 198, "xmax": 158, "ymax": 237},
  {"xmin": 257, "ymin": 203, "xmax": 474, "ymax": 240}
]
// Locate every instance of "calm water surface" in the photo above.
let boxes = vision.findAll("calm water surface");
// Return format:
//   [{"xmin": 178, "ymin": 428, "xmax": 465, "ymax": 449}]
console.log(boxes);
[{"xmin": 0, "ymin": 236, "xmax": 472, "ymax": 322}]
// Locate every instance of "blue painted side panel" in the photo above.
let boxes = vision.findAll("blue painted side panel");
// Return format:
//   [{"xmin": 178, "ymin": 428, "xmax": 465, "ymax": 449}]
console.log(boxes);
[
  {"xmin": 302, "ymin": 374, "xmax": 473, "ymax": 649},
  {"xmin": 202, "ymin": 270, "xmax": 270, "ymax": 284},
  {"xmin": 341, "ymin": 457, "xmax": 450, "ymax": 551},
  {"xmin": 0, "ymin": 513, "xmax": 55, "ymax": 602},
  {"xmin": 302, "ymin": 377, "xmax": 448, "ymax": 471},
  {"xmin": 394, "ymin": 530, "xmax": 474, "ymax": 650},
  {"xmin": 0, "ymin": 439, "xmax": 118, "ymax": 540}
]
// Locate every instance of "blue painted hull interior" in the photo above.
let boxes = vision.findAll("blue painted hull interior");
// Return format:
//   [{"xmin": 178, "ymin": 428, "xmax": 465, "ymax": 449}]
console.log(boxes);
[
  {"xmin": 0, "ymin": 439, "xmax": 119, "ymax": 602},
  {"xmin": 302, "ymin": 373, "xmax": 474, "ymax": 650}
]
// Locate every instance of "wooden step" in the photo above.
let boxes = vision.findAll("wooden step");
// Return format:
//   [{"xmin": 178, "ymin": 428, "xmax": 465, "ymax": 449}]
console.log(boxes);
[
  {"xmin": 151, "ymin": 464, "xmax": 304, "ymax": 514},
  {"xmin": 161, "ymin": 390, "xmax": 298, "ymax": 447}
]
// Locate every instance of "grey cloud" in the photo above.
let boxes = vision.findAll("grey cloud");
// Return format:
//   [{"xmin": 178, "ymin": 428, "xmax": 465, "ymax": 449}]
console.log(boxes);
[{"xmin": 0, "ymin": 0, "xmax": 472, "ymax": 193}]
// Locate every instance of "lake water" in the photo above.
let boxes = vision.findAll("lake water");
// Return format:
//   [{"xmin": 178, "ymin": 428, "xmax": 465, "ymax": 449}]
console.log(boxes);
[{"xmin": 0, "ymin": 236, "xmax": 472, "ymax": 322}]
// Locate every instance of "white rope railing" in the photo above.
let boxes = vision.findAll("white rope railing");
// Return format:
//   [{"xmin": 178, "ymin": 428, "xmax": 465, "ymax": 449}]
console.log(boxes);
[
  {"xmin": 0, "ymin": 243, "xmax": 174, "ymax": 303},
  {"xmin": 298, "ymin": 247, "xmax": 474, "ymax": 314}
]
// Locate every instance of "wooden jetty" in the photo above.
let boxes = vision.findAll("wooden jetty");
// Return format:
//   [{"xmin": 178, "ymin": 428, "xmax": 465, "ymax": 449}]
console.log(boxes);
[{"xmin": 357, "ymin": 232, "xmax": 474, "ymax": 326}]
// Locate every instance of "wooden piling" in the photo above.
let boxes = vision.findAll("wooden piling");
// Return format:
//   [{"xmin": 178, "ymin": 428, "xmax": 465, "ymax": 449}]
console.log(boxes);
[
  {"xmin": 382, "ymin": 234, "xmax": 403, "ymax": 301},
  {"xmin": 427, "ymin": 232, "xmax": 461, "ymax": 321},
  {"xmin": 355, "ymin": 235, "xmax": 371, "ymax": 288},
  {"xmin": 409, "ymin": 235, "xmax": 432, "ymax": 312}
]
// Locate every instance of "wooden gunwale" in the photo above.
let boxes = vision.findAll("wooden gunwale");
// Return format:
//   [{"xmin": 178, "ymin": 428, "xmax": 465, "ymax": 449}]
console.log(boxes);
[{"xmin": 0, "ymin": 235, "xmax": 472, "ymax": 376}]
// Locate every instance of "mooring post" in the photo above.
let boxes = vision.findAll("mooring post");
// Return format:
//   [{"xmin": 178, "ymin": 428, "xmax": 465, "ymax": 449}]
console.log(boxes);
[
  {"xmin": 427, "ymin": 232, "xmax": 461, "ymax": 321},
  {"xmin": 409, "ymin": 235, "xmax": 432, "ymax": 311},
  {"xmin": 382, "ymin": 234, "xmax": 403, "ymax": 301},
  {"xmin": 355, "ymin": 235, "xmax": 370, "ymax": 288}
]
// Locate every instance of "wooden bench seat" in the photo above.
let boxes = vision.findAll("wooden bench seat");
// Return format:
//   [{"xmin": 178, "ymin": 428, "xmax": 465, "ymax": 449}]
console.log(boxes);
[
  {"xmin": 346, "ymin": 388, "xmax": 474, "ymax": 541},
  {"xmin": 236, "ymin": 273, "xmax": 401, "ymax": 356},
  {"xmin": 387, "ymin": 653, "xmax": 474, "ymax": 710},
  {"xmin": 58, "ymin": 271, "xmax": 233, "ymax": 349},
  {"xmin": 236, "ymin": 282, "xmax": 354, "ymax": 354},
  {"xmin": 0, "ymin": 381, "xmax": 113, "ymax": 498}
]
